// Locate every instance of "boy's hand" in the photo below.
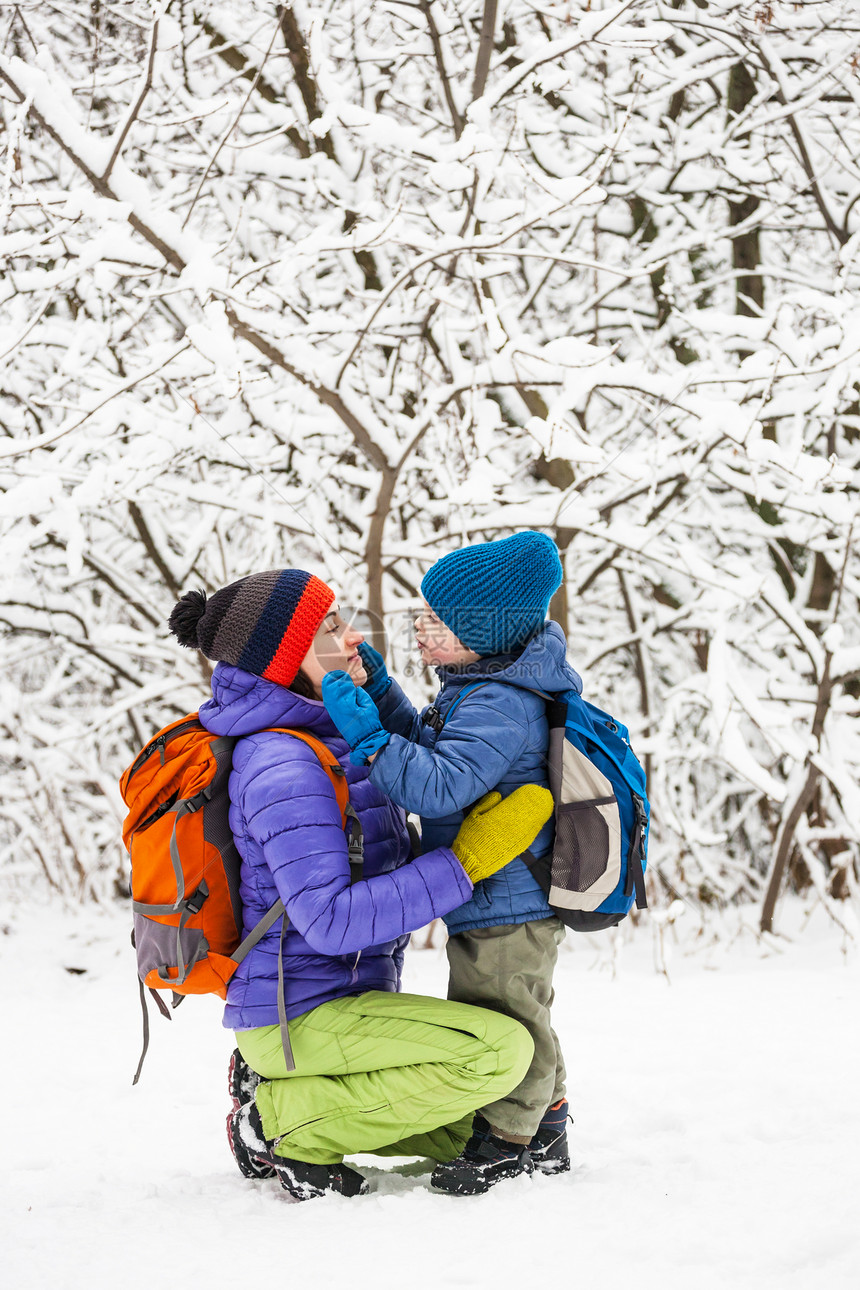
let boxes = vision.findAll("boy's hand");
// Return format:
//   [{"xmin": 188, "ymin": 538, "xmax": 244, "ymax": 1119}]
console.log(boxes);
[
  {"xmin": 322, "ymin": 670, "xmax": 391, "ymax": 765},
  {"xmin": 450, "ymin": 785, "xmax": 554, "ymax": 885},
  {"xmin": 357, "ymin": 642, "xmax": 391, "ymax": 701}
]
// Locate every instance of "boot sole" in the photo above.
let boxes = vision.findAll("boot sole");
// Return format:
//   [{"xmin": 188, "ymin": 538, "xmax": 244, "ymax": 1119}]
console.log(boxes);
[
  {"xmin": 533, "ymin": 1155, "xmax": 570, "ymax": 1175},
  {"xmin": 272, "ymin": 1162, "xmax": 369, "ymax": 1201},
  {"xmin": 430, "ymin": 1160, "xmax": 533, "ymax": 1196},
  {"xmin": 226, "ymin": 1111, "xmax": 277, "ymax": 1181}
]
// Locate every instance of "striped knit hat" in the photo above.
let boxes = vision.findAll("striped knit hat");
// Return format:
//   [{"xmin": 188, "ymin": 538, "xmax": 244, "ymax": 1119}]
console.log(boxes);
[{"xmin": 168, "ymin": 570, "xmax": 335, "ymax": 687}]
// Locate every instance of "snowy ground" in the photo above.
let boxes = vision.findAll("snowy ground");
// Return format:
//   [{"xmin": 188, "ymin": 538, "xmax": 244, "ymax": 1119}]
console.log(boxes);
[{"xmin": 1, "ymin": 898, "xmax": 858, "ymax": 1290}]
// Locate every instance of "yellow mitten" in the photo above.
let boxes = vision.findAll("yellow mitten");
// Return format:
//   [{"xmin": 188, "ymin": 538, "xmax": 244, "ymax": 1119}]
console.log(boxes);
[{"xmin": 451, "ymin": 785, "xmax": 555, "ymax": 885}]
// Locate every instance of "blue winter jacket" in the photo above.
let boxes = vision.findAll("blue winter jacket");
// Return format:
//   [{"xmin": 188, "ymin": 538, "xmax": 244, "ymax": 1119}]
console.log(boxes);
[
  {"xmin": 198, "ymin": 664, "xmax": 473, "ymax": 1031},
  {"xmin": 368, "ymin": 622, "xmax": 582, "ymax": 935}
]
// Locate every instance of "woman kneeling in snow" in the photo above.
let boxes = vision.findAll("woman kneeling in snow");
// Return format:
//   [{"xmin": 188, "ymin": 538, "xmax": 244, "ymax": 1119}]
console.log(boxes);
[{"xmin": 168, "ymin": 569, "xmax": 550, "ymax": 1201}]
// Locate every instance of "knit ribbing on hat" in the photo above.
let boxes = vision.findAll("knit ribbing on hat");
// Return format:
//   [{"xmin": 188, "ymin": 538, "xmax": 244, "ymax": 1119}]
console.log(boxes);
[
  {"xmin": 172, "ymin": 569, "xmax": 334, "ymax": 686},
  {"xmin": 420, "ymin": 531, "xmax": 563, "ymax": 656}
]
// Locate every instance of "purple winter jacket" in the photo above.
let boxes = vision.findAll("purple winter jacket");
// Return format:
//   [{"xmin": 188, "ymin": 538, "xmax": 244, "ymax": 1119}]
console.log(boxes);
[{"xmin": 198, "ymin": 664, "xmax": 473, "ymax": 1031}]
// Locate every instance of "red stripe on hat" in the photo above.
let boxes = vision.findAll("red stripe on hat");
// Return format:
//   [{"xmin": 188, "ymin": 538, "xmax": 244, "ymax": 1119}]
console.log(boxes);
[{"xmin": 263, "ymin": 575, "xmax": 334, "ymax": 687}]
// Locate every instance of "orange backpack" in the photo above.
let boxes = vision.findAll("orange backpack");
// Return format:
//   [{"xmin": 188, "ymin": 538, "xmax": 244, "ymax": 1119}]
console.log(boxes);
[{"xmin": 120, "ymin": 713, "xmax": 362, "ymax": 1081}]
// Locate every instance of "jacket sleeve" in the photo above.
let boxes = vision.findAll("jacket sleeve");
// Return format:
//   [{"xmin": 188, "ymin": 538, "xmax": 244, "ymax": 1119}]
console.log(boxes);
[
  {"xmin": 371, "ymin": 677, "xmax": 422, "ymax": 741},
  {"xmin": 367, "ymin": 686, "xmax": 532, "ymax": 818},
  {"xmin": 236, "ymin": 738, "xmax": 473, "ymax": 956}
]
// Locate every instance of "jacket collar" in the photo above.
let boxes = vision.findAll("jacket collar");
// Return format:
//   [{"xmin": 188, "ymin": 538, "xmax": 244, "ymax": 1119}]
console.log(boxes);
[
  {"xmin": 199, "ymin": 663, "xmax": 341, "ymax": 740},
  {"xmin": 435, "ymin": 621, "xmax": 582, "ymax": 696},
  {"xmin": 436, "ymin": 649, "xmax": 520, "ymax": 688}
]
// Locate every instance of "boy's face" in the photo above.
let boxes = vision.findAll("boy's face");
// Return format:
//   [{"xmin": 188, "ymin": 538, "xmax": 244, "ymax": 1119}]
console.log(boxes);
[
  {"xmin": 302, "ymin": 606, "xmax": 367, "ymax": 693},
  {"xmin": 414, "ymin": 599, "xmax": 479, "ymax": 668}
]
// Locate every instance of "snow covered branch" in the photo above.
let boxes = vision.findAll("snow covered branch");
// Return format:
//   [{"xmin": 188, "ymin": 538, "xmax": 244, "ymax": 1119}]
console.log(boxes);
[{"xmin": 0, "ymin": 0, "xmax": 857, "ymax": 926}]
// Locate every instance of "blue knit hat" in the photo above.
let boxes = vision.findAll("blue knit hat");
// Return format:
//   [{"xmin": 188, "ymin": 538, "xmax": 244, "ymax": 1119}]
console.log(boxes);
[{"xmin": 420, "ymin": 531, "xmax": 563, "ymax": 656}]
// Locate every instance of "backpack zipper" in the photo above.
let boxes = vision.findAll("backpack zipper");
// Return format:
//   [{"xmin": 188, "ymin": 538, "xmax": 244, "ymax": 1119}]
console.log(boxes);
[{"xmin": 125, "ymin": 718, "xmax": 202, "ymax": 784}]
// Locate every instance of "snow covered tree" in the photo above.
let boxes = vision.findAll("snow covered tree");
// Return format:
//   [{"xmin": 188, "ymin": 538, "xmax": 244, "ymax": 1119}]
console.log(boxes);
[{"xmin": 1, "ymin": 0, "xmax": 857, "ymax": 931}]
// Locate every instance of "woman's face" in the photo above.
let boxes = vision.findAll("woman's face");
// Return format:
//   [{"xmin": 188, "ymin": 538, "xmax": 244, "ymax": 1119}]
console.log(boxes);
[
  {"xmin": 414, "ymin": 599, "xmax": 479, "ymax": 668},
  {"xmin": 301, "ymin": 606, "xmax": 367, "ymax": 696}
]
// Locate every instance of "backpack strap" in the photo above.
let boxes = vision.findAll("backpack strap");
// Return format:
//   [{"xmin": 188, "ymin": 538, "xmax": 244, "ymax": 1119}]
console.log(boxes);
[
  {"xmin": 276, "ymin": 916, "xmax": 295, "ymax": 1072},
  {"xmin": 519, "ymin": 685, "xmax": 552, "ymax": 701},
  {"xmin": 422, "ymin": 681, "xmax": 490, "ymax": 734},
  {"xmin": 626, "ymin": 793, "xmax": 649, "ymax": 909},
  {"xmin": 262, "ymin": 727, "xmax": 364, "ymax": 878},
  {"xmin": 222, "ymin": 896, "xmax": 298, "ymax": 1075},
  {"xmin": 232, "ymin": 898, "xmax": 286, "ymax": 965},
  {"xmin": 131, "ymin": 927, "xmax": 173, "ymax": 1086},
  {"xmin": 262, "ymin": 727, "xmax": 350, "ymax": 824}
]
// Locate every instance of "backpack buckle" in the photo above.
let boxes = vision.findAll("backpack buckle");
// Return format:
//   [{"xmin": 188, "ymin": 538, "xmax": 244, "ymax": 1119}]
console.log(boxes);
[
  {"xmin": 347, "ymin": 829, "xmax": 365, "ymax": 866},
  {"xmin": 182, "ymin": 787, "xmax": 211, "ymax": 815},
  {"xmin": 347, "ymin": 837, "xmax": 364, "ymax": 886},
  {"xmin": 344, "ymin": 803, "xmax": 365, "ymax": 875},
  {"xmin": 422, "ymin": 705, "xmax": 444, "ymax": 733},
  {"xmin": 184, "ymin": 883, "xmax": 209, "ymax": 915}
]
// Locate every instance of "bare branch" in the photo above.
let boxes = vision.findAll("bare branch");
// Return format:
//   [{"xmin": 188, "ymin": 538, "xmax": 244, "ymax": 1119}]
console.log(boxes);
[
  {"xmin": 420, "ymin": 1, "xmax": 464, "ymax": 138},
  {"xmin": 101, "ymin": 16, "xmax": 159, "ymax": 183},
  {"xmin": 181, "ymin": 18, "xmax": 280, "ymax": 229},
  {"xmin": 756, "ymin": 37, "xmax": 850, "ymax": 248}
]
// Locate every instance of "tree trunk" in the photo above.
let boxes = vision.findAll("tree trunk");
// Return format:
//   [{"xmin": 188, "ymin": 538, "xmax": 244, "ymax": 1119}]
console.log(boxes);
[{"xmin": 727, "ymin": 62, "xmax": 764, "ymax": 318}]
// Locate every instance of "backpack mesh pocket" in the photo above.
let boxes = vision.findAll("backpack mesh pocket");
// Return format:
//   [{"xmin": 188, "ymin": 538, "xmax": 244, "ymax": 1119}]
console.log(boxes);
[
  {"xmin": 548, "ymin": 796, "xmax": 622, "ymax": 911},
  {"xmin": 554, "ymin": 799, "xmax": 613, "ymax": 892}
]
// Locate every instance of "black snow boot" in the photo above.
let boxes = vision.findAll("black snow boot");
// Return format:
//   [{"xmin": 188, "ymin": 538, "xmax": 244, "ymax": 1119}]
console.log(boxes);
[
  {"xmin": 528, "ymin": 1098, "xmax": 571, "ymax": 1175},
  {"xmin": 226, "ymin": 1050, "xmax": 275, "ymax": 1180},
  {"xmin": 227, "ymin": 1102, "xmax": 367, "ymax": 1201},
  {"xmin": 226, "ymin": 1098, "xmax": 276, "ymax": 1181},
  {"xmin": 227, "ymin": 1048, "xmax": 265, "ymax": 1111},
  {"xmin": 430, "ymin": 1115, "xmax": 533, "ymax": 1196}
]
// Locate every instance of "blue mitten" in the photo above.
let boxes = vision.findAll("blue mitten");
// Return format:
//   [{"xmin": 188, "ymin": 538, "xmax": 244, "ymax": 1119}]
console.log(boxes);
[
  {"xmin": 357, "ymin": 642, "xmax": 392, "ymax": 701},
  {"xmin": 322, "ymin": 670, "xmax": 391, "ymax": 765}
]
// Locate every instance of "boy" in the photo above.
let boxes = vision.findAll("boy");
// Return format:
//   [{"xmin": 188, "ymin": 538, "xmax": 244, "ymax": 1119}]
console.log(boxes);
[{"xmin": 322, "ymin": 530, "xmax": 582, "ymax": 1195}]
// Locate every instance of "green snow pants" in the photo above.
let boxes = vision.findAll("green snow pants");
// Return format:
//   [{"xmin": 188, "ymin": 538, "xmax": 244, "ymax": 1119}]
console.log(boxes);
[{"xmin": 235, "ymin": 990, "xmax": 534, "ymax": 1166}]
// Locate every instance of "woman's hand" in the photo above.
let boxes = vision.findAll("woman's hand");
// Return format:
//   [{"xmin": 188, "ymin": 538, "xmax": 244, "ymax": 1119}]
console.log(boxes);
[
  {"xmin": 356, "ymin": 642, "xmax": 391, "ymax": 700},
  {"xmin": 322, "ymin": 671, "xmax": 391, "ymax": 765},
  {"xmin": 450, "ymin": 786, "xmax": 554, "ymax": 885}
]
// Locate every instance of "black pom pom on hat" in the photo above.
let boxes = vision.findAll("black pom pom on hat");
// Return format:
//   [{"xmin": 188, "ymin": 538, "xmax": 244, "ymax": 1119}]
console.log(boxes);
[{"xmin": 168, "ymin": 588, "xmax": 208, "ymax": 649}]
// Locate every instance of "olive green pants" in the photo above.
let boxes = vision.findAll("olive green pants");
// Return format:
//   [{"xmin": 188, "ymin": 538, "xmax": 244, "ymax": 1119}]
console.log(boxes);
[
  {"xmin": 236, "ymin": 990, "xmax": 534, "ymax": 1166},
  {"xmin": 446, "ymin": 916, "xmax": 567, "ymax": 1140}
]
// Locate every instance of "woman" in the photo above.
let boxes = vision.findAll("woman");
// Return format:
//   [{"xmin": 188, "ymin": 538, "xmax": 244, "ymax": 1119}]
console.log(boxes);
[{"xmin": 168, "ymin": 568, "xmax": 553, "ymax": 1201}]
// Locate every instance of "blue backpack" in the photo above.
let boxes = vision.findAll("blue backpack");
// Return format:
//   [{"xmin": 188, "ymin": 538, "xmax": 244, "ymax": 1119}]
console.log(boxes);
[
  {"xmin": 523, "ymin": 688, "xmax": 649, "ymax": 931},
  {"xmin": 430, "ymin": 683, "xmax": 649, "ymax": 932}
]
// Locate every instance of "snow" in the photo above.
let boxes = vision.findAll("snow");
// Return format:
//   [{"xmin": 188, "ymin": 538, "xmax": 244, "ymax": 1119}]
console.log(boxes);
[
  {"xmin": 1, "ymin": 900, "xmax": 857, "ymax": 1290},
  {"xmin": 2, "ymin": 2, "xmax": 860, "ymax": 1274}
]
